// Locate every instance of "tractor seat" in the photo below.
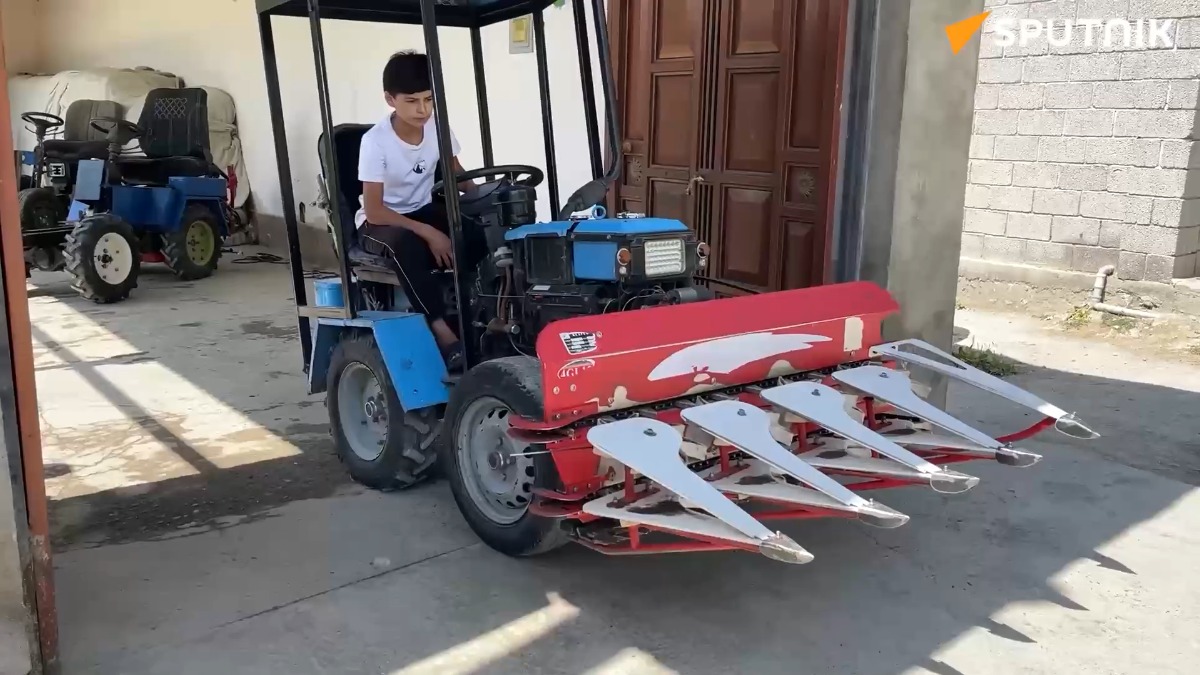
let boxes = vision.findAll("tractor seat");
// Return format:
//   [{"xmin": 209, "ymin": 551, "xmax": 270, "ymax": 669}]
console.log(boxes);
[
  {"xmin": 115, "ymin": 155, "xmax": 214, "ymax": 185},
  {"xmin": 349, "ymin": 242, "xmax": 395, "ymax": 272},
  {"xmin": 42, "ymin": 139, "xmax": 108, "ymax": 162}
]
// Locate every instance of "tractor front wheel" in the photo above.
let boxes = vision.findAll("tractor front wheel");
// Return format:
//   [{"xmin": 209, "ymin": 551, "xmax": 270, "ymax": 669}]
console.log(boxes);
[
  {"xmin": 327, "ymin": 333, "xmax": 439, "ymax": 490},
  {"xmin": 18, "ymin": 187, "xmax": 63, "ymax": 233},
  {"xmin": 441, "ymin": 357, "xmax": 569, "ymax": 557},
  {"xmin": 162, "ymin": 203, "xmax": 222, "ymax": 280},
  {"xmin": 64, "ymin": 215, "xmax": 140, "ymax": 304}
]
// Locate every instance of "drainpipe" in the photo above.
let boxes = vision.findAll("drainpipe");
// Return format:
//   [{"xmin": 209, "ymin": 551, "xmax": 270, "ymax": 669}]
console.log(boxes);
[{"xmin": 1088, "ymin": 265, "xmax": 1161, "ymax": 320}]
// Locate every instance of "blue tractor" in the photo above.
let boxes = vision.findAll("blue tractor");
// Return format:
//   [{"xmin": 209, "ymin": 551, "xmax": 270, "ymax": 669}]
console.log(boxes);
[
  {"xmin": 19, "ymin": 88, "xmax": 230, "ymax": 303},
  {"xmin": 259, "ymin": 0, "xmax": 717, "ymax": 546}
]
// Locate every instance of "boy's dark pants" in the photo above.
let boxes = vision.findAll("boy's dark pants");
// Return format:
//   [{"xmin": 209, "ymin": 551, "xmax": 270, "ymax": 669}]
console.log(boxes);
[{"xmin": 359, "ymin": 201, "xmax": 487, "ymax": 323}]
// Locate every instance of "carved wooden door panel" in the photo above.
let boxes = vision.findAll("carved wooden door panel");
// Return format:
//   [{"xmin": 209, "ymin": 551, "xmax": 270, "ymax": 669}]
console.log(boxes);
[
  {"xmin": 608, "ymin": 0, "xmax": 705, "ymax": 226},
  {"xmin": 611, "ymin": 0, "xmax": 847, "ymax": 292}
]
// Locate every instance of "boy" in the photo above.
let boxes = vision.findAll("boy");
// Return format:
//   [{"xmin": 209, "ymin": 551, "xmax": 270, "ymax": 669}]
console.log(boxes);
[{"xmin": 355, "ymin": 50, "xmax": 484, "ymax": 370}]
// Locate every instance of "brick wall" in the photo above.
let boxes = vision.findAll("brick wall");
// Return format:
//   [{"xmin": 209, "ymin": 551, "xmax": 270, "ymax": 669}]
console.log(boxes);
[{"xmin": 964, "ymin": 0, "xmax": 1200, "ymax": 281}]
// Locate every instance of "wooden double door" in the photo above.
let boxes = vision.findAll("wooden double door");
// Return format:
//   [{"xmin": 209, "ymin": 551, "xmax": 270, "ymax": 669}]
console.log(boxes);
[{"xmin": 609, "ymin": 0, "xmax": 847, "ymax": 292}]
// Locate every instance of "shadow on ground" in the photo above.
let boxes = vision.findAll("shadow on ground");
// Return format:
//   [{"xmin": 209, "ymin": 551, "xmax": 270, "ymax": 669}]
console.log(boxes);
[{"xmin": 26, "ymin": 262, "xmax": 1200, "ymax": 674}]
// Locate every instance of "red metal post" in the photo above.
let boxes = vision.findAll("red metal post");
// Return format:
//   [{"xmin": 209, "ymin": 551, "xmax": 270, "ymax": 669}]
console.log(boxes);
[{"xmin": 0, "ymin": 9, "xmax": 57, "ymax": 670}]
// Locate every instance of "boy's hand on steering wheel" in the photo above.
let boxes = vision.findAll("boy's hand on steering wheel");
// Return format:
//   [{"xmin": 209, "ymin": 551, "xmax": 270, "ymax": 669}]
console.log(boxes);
[{"xmin": 423, "ymin": 228, "xmax": 455, "ymax": 269}]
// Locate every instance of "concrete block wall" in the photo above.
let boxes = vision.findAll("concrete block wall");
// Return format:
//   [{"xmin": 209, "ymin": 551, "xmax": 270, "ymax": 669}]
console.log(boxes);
[{"xmin": 964, "ymin": 0, "xmax": 1200, "ymax": 281}]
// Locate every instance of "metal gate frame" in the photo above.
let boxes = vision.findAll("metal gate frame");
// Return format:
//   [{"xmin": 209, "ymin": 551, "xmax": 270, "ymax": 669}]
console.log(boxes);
[{"xmin": 0, "ymin": 8, "xmax": 58, "ymax": 672}]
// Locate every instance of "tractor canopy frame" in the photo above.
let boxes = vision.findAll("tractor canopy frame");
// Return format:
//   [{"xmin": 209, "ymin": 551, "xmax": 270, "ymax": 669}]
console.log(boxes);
[{"xmin": 254, "ymin": 0, "xmax": 623, "ymax": 370}]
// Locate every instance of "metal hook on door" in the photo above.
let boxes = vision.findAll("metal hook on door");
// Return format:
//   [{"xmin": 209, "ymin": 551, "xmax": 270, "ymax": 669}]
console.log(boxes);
[{"xmin": 685, "ymin": 174, "xmax": 706, "ymax": 195}]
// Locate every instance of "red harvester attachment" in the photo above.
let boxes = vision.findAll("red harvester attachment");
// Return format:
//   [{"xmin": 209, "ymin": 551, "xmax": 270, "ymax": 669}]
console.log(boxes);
[{"xmin": 516, "ymin": 281, "xmax": 1097, "ymax": 564}]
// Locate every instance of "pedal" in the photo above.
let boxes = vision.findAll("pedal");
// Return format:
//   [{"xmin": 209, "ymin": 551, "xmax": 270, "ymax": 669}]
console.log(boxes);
[
  {"xmin": 879, "ymin": 421, "xmax": 1042, "ymax": 467},
  {"xmin": 680, "ymin": 400, "xmax": 908, "ymax": 527},
  {"xmin": 871, "ymin": 340, "xmax": 1098, "ymax": 439},
  {"xmin": 834, "ymin": 365, "xmax": 1042, "ymax": 467},
  {"xmin": 702, "ymin": 459, "xmax": 908, "ymax": 529},
  {"xmin": 586, "ymin": 418, "xmax": 812, "ymax": 564},
  {"xmin": 760, "ymin": 381, "xmax": 979, "ymax": 493}
]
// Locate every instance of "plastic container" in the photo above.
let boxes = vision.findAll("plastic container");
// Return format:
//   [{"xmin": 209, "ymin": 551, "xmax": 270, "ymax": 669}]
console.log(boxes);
[{"xmin": 313, "ymin": 278, "xmax": 344, "ymax": 308}]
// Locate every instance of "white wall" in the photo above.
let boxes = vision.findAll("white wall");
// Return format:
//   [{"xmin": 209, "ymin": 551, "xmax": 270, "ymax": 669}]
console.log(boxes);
[
  {"xmin": 30, "ymin": 0, "xmax": 604, "ymax": 226},
  {"xmin": 1, "ymin": 0, "xmax": 40, "ymax": 74}
]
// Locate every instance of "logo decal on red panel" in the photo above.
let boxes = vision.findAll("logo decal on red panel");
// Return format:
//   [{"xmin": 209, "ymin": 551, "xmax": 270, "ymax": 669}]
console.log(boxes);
[
  {"xmin": 560, "ymin": 331, "xmax": 599, "ymax": 355},
  {"xmin": 557, "ymin": 358, "xmax": 596, "ymax": 379},
  {"xmin": 648, "ymin": 332, "xmax": 833, "ymax": 381}
]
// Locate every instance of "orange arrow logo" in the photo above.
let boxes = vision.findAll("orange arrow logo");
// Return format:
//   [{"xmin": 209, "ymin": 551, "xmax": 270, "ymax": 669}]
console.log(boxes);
[{"xmin": 946, "ymin": 11, "xmax": 990, "ymax": 54}]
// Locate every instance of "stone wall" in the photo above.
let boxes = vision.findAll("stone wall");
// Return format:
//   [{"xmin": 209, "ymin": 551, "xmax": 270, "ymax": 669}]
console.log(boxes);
[{"xmin": 964, "ymin": 0, "xmax": 1200, "ymax": 281}]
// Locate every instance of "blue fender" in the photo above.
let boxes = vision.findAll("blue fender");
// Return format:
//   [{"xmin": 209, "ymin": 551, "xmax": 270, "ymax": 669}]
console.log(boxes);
[
  {"xmin": 309, "ymin": 311, "xmax": 449, "ymax": 412},
  {"xmin": 169, "ymin": 177, "xmax": 229, "ymax": 236}
]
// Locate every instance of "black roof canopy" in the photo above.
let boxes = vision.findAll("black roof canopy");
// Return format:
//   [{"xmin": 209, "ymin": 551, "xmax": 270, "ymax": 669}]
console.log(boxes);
[{"xmin": 256, "ymin": 0, "xmax": 558, "ymax": 28}]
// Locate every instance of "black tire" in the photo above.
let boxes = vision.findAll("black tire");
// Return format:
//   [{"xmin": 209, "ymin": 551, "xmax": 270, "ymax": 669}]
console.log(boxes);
[
  {"xmin": 161, "ymin": 203, "xmax": 222, "ymax": 280},
  {"xmin": 64, "ymin": 214, "xmax": 140, "ymax": 304},
  {"xmin": 440, "ymin": 356, "xmax": 570, "ymax": 557},
  {"xmin": 18, "ymin": 187, "xmax": 63, "ymax": 233},
  {"xmin": 327, "ymin": 332, "xmax": 439, "ymax": 490}
]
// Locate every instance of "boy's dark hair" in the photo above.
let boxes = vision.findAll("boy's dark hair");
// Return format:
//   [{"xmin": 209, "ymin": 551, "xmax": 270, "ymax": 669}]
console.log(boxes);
[{"xmin": 382, "ymin": 50, "xmax": 431, "ymax": 95}]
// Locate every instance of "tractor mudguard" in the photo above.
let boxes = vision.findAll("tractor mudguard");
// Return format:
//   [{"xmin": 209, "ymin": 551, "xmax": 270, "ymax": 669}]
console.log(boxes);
[
  {"xmin": 169, "ymin": 177, "xmax": 230, "ymax": 236},
  {"xmin": 533, "ymin": 280, "xmax": 899, "ymax": 427},
  {"xmin": 109, "ymin": 177, "xmax": 229, "ymax": 235},
  {"xmin": 308, "ymin": 311, "xmax": 449, "ymax": 411}
]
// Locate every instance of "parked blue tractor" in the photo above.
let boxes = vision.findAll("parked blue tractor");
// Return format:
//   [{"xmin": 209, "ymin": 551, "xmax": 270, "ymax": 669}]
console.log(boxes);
[{"xmin": 17, "ymin": 88, "xmax": 230, "ymax": 303}]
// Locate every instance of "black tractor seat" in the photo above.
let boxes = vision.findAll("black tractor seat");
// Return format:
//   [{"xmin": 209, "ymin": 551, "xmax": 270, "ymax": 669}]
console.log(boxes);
[
  {"xmin": 41, "ymin": 139, "xmax": 109, "ymax": 162},
  {"xmin": 111, "ymin": 88, "xmax": 218, "ymax": 186},
  {"xmin": 348, "ymin": 242, "xmax": 395, "ymax": 273},
  {"xmin": 114, "ymin": 155, "xmax": 215, "ymax": 185}
]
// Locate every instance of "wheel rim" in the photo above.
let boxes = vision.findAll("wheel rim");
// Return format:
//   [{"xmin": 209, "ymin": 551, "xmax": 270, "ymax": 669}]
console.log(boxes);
[
  {"xmin": 184, "ymin": 220, "xmax": 215, "ymax": 265},
  {"xmin": 93, "ymin": 232, "xmax": 134, "ymax": 285},
  {"xmin": 456, "ymin": 396, "xmax": 535, "ymax": 525},
  {"xmin": 32, "ymin": 204, "xmax": 57, "ymax": 230},
  {"xmin": 337, "ymin": 362, "xmax": 388, "ymax": 462}
]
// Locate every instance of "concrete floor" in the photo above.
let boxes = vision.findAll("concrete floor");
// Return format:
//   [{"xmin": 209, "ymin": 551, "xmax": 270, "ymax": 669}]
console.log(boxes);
[{"xmin": 26, "ymin": 253, "xmax": 1200, "ymax": 674}]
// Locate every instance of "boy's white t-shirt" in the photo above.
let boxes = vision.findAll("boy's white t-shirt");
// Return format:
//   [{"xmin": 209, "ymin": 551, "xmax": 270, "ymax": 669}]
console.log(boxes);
[{"xmin": 354, "ymin": 114, "xmax": 461, "ymax": 228}]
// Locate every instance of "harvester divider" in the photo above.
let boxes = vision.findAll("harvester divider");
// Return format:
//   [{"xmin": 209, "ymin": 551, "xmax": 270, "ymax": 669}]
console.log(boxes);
[
  {"xmin": 798, "ymin": 443, "xmax": 947, "ymax": 482},
  {"xmin": 585, "ymin": 418, "xmax": 814, "ymax": 564},
  {"xmin": 679, "ymin": 400, "xmax": 890, "ymax": 513},
  {"xmin": 760, "ymin": 381, "xmax": 979, "ymax": 493},
  {"xmin": 870, "ymin": 340, "xmax": 1099, "ymax": 440},
  {"xmin": 580, "ymin": 490, "xmax": 813, "ymax": 563},
  {"xmin": 701, "ymin": 459, "xmax": 910, "ymax": 529},
  {"xmin": 834, "ymin": 365, "xmax": 1034, "ymax": 460},
  {"xmin": 879, "ymin": 422, "xmax": 1043, "ymax": 468}
]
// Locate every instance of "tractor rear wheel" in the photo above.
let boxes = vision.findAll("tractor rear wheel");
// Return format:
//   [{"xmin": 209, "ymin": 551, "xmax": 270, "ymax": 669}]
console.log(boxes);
[
  {"xmin": 18, "ymin": 187, "xmax": 62, "ymax": 233},
  {"xmin": 327, "ymin": 333, "xmax": 439, "ymax": 490},
  {"xmin": 162, "ymin": 203, "xmax": 222, "ymax": 280},
  {"xmin": 441, "ymin": 357, "xmax": 570, "ymax": 557},
  {"xmin": 64, "ymin": 214, "xmax": 140, "ymax": 304}
]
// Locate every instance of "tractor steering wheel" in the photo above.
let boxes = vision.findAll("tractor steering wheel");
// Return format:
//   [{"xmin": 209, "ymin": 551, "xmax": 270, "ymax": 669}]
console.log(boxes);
[
  {"xmin": 431, "ymin": 164, "xmax": 544, "ymax": 199},
  {"xmin": 90, "ymin": 116, "xmax": 142, "ymax": 138},
  {"xmin": 21, "ymin": 112, "xmax": 64, "ymax": 134}
]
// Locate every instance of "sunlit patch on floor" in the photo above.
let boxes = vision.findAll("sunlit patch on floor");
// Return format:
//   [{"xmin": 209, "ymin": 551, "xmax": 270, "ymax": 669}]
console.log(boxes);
[{"xmin": 389, "ymin": 593, "xmax": 580, "ymax": 675}]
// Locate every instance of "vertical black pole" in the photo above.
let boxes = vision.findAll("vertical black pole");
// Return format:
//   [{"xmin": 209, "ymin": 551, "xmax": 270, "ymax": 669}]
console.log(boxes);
[
  {"xmin": 572, "ymin": 0, "xmax": 602, "ymax": 179},
  {"xmin": 834, "ymin": 0, "xmax": 875, "ymax": 283},
  {"xmin": 259, "ymin": 13, "xmax": 314, "ymax": 366},
  {"xmin": 307, "ymin": 0, "xmax": 355, "ymax": 317},
  {"xmin": 419, "ymin": 0, "xmax": 471, "ymax": 366},
  {"xmin": 470, "ymin": 27, "xmax": 495, "ymax": 166},
  {"xmin": 532, "ymin": 10, "xmax": 560, "ymax": 216},
  {"xmin": 591, "ymin": 0, "xmax": 622, "ymax": 181}
]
